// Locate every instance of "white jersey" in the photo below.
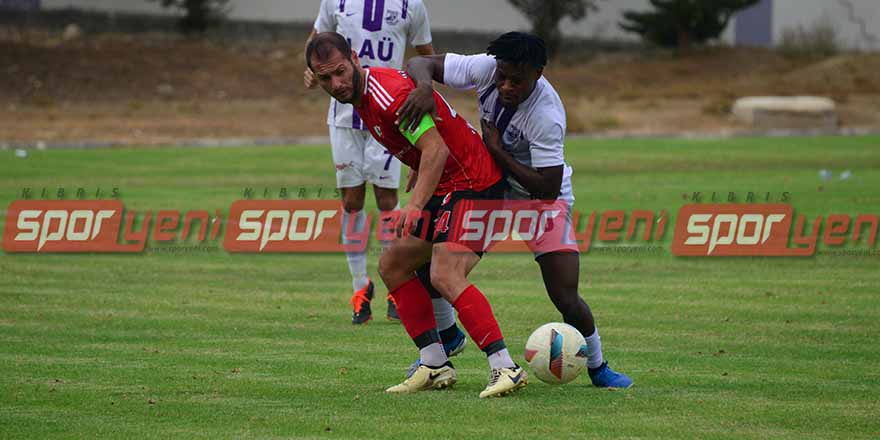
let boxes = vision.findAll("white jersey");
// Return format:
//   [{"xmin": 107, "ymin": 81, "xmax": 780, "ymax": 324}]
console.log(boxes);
[
  {"xmin": 314, "ymin": 0, "xmax": 432, "ymax": 130},
  {"xmin": 443, "ymin": 53, "xmax": 574, "ymax": 204}
]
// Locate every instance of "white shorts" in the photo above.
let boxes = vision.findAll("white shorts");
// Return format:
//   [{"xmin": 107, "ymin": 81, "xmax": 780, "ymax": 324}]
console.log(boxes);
[
  {"xmin": 329, "ymin": 126, "xmax": 401, "ymax": 189},
  {"xmin": 503, "ymin": 193, "xmax": 579, "ymax": 259},
  {"xmin": 530, "ymin": 201, "xmax": 578, "ymax": 259}
]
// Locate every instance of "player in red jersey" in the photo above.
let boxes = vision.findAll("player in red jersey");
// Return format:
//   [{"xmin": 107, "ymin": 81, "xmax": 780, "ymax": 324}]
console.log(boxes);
[{"xmin": 306, "ymin": 32, "xmax": 527, "ymax": 398}]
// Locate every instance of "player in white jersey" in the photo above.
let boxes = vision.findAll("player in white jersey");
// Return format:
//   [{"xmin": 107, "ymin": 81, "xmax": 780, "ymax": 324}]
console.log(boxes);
[
  {"xmin": 399, "ymin": 32, "xmax": 633, "ymax": 388},
  {"xmin": 304, "ymin": 0, "xmax": 437, "ymax": 325}
]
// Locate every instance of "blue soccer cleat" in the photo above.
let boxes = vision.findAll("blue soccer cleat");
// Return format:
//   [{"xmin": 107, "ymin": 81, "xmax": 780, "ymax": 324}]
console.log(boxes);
[
  {"xmin": 443, "ymin": 329, "xmax": 468, "ymax": 357},
  {"xmin": 588, "ymin": 361, "xmax": 633, "ymax": 389},
  {"xmin": 405, "ymin": 329, "xmax": 467, "ymax": 378}
]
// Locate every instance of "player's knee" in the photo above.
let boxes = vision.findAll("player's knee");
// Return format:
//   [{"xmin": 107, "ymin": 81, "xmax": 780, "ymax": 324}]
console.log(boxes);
[
  {"xmin": 377, "ymin": 198, "xmax": 397, "ymax": 212},
  {"xmin": 341, "ymin": 199, "xmax": 365, "ymax": 213},
  {"xmin": 375, "ymin": 193, "xmax": 398, "ymax": 212},
  {"xmin": 377, "ymin": 253, "xmax": 399, "ymax": 286}
]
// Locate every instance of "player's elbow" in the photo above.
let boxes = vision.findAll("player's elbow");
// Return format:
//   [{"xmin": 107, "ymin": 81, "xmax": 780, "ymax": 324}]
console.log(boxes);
[
  {"xmin": 539, "ymin": 188, "xmax": 561, "ymax": 200},
  {"xmin": 541, "ymin": 180, "xmax": 561, "ymax": 199},
  {"xmin": 528, "ymin": 177, "xmax": 561, "ymax": 200},
  {"xmin": 533, "ymin": 168, "xmax": 563, "ymax": 200},
  {"xmin": 545, "ymin": 186, "xmax": 562, "ymax": 200},
  {"xmin": 529, "ymin": 184, "xmax": 559, "ymax": 201}
]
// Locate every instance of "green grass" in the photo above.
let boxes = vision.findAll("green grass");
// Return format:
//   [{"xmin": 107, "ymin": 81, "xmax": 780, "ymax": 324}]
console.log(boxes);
[{"xmin": 1, "ymin": 136, "xmax": 879, "ymax": 439}]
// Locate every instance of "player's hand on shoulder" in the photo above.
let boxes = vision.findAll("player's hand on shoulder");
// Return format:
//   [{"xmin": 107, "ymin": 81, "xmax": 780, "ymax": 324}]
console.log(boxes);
[
  {"xmin": 396, "ymin": 83, "xmax": 437, "ymax": 132},
  {"xmin": 303, "ymin": 68, "xmax": 318, "ymax": 89}
]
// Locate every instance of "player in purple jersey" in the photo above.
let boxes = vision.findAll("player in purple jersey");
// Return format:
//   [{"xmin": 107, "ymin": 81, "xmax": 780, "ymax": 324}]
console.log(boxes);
[{"xmin": 398, "ymin": 32, "xmax": 633, "ymax": 389}]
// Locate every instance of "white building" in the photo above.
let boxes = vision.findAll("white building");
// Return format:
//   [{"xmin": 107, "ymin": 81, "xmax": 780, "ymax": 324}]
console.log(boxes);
[{"xmin": 36, "ymin": 0, "xmax": 880, "ymax": 50}]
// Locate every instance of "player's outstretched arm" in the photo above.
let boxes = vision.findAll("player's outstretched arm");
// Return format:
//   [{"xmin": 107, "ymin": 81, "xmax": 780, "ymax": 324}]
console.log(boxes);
[
  {"xmin": 406, "ymin": 54, "xmax": 445, "ymax": 84},
  {"xmin": 481, "ymin": 119, "xmax": 562, "ymax": 200},
  {"xmin": 397, "ymin": 55, "xmax": 446, "ymax": 131}
]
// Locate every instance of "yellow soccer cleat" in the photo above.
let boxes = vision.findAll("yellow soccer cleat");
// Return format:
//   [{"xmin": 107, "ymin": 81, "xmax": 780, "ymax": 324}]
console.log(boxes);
[
  {"xmin": 479, "ymin": 365, "xmax": 528, "ymax": 398},
  {"xmin": 385, "ymin": 362, "xmax": 457, "ymax": 394}
]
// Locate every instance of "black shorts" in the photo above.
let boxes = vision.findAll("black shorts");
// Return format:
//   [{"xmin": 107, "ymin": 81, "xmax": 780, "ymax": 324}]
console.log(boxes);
[{"xmin": 412, "ymin": 179, "xmax": 506, "ymax": 251}]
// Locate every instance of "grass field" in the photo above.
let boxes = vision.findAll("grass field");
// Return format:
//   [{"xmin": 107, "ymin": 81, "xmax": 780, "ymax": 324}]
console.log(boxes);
[{"xmin": 1, "ymin": 136, "xmax": 879, "ymax": 439}]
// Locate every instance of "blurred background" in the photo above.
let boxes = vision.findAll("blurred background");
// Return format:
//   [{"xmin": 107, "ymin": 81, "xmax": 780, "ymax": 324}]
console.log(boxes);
[
  {"xmin": 1, "ymin": 5, "xmax": 879, "ymax": 437},
  {"xmin": 1, "ymin": 0, "xmax": 879, "ymax": 147}
]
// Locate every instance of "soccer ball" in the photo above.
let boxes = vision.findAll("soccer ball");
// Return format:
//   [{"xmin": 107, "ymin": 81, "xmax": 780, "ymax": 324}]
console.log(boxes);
[{"xmin": 524, "ymin": 322, "xmax": 588, "ymax": 384}]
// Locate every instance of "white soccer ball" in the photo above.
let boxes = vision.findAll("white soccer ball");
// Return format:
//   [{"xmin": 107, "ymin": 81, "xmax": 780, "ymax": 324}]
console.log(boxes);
[{"xmin": 524, "ymin": 322, "xmax": 588, "ymax": 384}]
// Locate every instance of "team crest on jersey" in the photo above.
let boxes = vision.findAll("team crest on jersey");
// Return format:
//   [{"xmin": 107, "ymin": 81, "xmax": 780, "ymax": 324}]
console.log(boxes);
[
  {"xmin": 385, "ymin": 10, "xmax": 399, "ymax": 25},
  {"xmin": 373, "ymin": 126, "xmax": 382, "ymax": 137},
  {"xmin": 502, "ymin": 124, "xmax": 523, "ymax": 146}
]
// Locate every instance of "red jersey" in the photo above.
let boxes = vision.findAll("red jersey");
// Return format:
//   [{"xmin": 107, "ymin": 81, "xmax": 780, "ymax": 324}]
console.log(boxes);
[{"xmin": 354, "ymin": 67, "xmax": 502, "ymax": 195}]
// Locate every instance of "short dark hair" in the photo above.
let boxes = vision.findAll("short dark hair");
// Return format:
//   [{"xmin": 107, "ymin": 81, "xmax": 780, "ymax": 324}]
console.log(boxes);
[
  {"xmin": 486, "ymin": 32, "xmax": 547, "ymax": 69},
  {"xmin": 306, "ymin": 32, "xmax": 352, "ymax": 70}
]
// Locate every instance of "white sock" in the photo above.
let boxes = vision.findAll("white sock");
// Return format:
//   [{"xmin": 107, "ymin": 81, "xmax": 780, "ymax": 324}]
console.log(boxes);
[
  {"xmin": 584, "ymin": 328, "xmax": 604, "ymax": 369},
  {"xmin": 487, "ymin": 348, "xmax": 516, "ymax": 370},
  {"xmin": 420, "ymin": 342, "xmax": 448, "ymax": 367},
  {"xmin": 342, "ymin": 209, "xmax": 368, "ymax": 291},
  {"xmin": 432, "ymin": 298, "xmax": 456, "ymax": 331}
]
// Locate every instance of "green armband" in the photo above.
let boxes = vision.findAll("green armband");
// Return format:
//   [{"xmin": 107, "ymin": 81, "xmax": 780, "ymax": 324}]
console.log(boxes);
[{"xmin": 398, "ymin": 114, "xmax": 436, "ymax": 145}]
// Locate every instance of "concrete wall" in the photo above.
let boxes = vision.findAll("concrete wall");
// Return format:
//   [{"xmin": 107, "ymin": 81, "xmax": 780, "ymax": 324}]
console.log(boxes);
[
  {"xmin": 772, "ymin": 0, "xmax": 879, "ymax": 51},
  {"xmin": 38, "ymin": 0, "xmax": 722, "ymax": 41},
  {"xmin": 37, "ymin": 0, "xmax": 879, "ymax": 50}
]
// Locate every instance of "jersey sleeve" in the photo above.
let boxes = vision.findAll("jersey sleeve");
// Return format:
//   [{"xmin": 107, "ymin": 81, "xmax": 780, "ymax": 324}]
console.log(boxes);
[
  {"xmin": 313, "ymin": 0, "xmax": 337, "ymax": 33},
  {"xmin": 527, "ymin": 113, "xmax": 566, "ymax": 169},
  {"xmin": 407, "ymin": 0, "xmax": 433, "ymax": 47},
  {"xmin": 443, "ymin": 53, "xmax": 496, "ymax": 91}
]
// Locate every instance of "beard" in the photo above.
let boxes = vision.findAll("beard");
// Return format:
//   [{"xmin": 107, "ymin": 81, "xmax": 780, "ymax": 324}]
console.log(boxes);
[{"xmin": 337, "ymin": 60, "xmax": 362, "ymax": 104}]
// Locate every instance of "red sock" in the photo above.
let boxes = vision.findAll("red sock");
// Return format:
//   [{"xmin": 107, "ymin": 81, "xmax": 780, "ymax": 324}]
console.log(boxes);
[
  {"xmin": 389, "ymin": 277, "xmax": 437, "ymax": 340},
  {"xmin": 452, "ymin": 285, "xmax": 504, "ymax": 350}
]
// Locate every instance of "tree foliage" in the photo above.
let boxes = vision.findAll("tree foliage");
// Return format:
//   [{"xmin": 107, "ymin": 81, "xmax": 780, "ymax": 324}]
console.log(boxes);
[
  {"xmin": 508, "ymin": 0, "xmax": 599, "ymax": 58},
  {"xmin": 620, "ymin": 0, "xmax": 760, "ymax": 49},
  {"xmin": 151, "ymin": 0, "xmax": 229, "ymax": 34}
]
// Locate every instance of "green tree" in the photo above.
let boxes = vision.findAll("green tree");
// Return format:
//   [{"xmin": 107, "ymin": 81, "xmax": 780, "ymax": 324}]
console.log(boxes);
[
  {"xmin": 508, "ymin": 0, "xmax": 600, "ymax": 58},
  {"xmin": 620, "ymin": 0, "xmax": 759, "ymax": 49},
  {"xmin": 151, "ymin": 0, "xmax": 229, "ymax": 34}
]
